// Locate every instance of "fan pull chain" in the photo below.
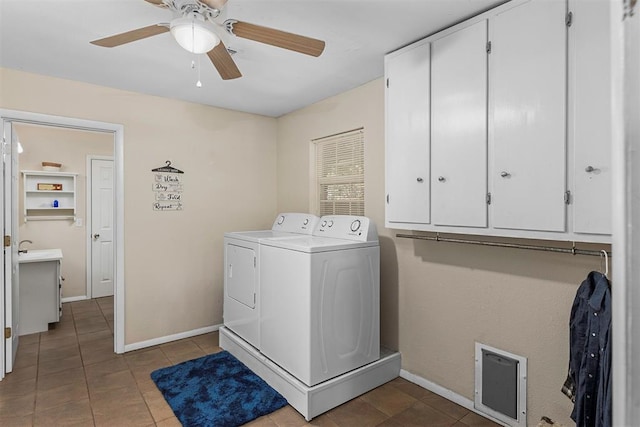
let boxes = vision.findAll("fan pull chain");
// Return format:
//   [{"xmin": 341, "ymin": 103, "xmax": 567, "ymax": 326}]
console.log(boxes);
[
  {"xmin": 190, "ymin": 57, "xmax": 202, "ymax": 88},
  {"xmin": 188, "ymin": 21, "xmax": 202, "ymax": 88},
  {"xmin": 196, "ymin": 55, "xmax": 202, "ymax": 88}
]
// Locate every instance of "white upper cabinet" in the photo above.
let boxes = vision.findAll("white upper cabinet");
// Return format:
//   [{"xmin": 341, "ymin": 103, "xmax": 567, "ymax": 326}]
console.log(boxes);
[
  {"xmin": 385, "ymin": 41, "xmax": 431, "ymax": 225},
  {"xmin": 383, "ymin": 0, "xmax": 612, "ymax": 243},
  {"xmin": 431, "ymin": 20, "xmax": 488, "ymax": 228},
  {"xmin": 489, "ymin": 0, "xmax": 567, "ymax": 232},
  {"xmin": 569, "ymin": 0, "xmax": 612, "ymax": 235}
]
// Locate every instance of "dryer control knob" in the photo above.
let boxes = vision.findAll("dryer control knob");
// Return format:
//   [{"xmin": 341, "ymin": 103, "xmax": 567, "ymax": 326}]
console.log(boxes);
[
  {"xmin": 303, "ymin": 219, "xmax": 309, "ymax": 225},
  {"xmin": 350, "ymin": 219, "xmax": 361, "ymax": 232},
  {"xmin": 328, "ymin": 220, "xmax": 334, "ymax": 227},
  {"xmin": 321, "ymin": 220, "xmax": 327, "ymax": 227},
  {"xmin": 277, "ymin": 216, "xmax": 285, "ymax": 225}
]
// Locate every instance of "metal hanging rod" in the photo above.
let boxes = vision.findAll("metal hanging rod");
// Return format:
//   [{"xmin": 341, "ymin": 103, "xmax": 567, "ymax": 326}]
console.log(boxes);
[{"xmin": 396, "ymin": 233, "xmax": 611, "ymax": 257}]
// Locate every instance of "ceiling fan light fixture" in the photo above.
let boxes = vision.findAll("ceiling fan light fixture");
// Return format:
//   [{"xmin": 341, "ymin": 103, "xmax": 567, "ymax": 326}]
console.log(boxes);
[{"xmin": 170, "ymin": 16, "xmax": 220, "ymax": 54}]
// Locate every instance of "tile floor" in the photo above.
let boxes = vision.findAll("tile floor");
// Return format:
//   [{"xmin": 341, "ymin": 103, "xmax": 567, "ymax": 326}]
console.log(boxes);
[{"xmin": 0, "ymin": 297, "xmax": 500, "ymax": 426}]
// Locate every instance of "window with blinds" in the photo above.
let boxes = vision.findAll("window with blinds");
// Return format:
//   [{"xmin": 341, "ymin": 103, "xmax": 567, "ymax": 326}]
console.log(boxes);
[{"xmin": 314, "ymin": 129, "xmax": 364, "ymax": 216}]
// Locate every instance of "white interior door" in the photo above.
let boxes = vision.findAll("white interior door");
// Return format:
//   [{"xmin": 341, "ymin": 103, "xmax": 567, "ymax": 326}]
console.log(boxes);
[
  {"xmin": 2, "ymin": 120, "xmax": 19, "ymax": 374},
  {"xmin": 90, "ymin": 158, "xmax": 114, "ymax": 298},
  {"xmin": 1, "ymin": 121, "xmax": 6, "ymax": 378}
]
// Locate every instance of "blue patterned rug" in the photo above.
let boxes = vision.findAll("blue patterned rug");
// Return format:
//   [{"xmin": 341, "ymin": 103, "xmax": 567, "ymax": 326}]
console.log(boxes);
[{"xmin": 151, "ymin": 351, "xmax": 287, "ymax": 427}]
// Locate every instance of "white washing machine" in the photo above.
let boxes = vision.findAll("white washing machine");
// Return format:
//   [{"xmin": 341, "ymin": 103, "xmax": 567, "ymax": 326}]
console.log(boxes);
[
  {"xmin": 259, "ymin": 215, "xmax": 380, "ymax": 386},
  {"xmin": 223, "ymin": 213, "xmax": 319, "ymax": 349}
]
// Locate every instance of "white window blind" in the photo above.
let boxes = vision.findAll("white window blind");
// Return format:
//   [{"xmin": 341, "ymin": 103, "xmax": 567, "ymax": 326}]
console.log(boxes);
[{"xmin": 314, "ymin": 129, "xmax": 364, "ymax": 216}]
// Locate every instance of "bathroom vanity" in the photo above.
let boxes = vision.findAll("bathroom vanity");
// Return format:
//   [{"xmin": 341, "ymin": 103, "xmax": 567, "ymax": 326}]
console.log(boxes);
[{"xmin": 18, "ymin": 249, "xmax": 63, "ymax": 335}]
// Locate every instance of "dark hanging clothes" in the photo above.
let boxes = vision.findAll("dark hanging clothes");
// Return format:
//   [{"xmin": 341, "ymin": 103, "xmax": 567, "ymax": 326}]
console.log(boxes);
[{"xmin": 563, "ymin": 271, "xmax": 612, "ymax": 427}]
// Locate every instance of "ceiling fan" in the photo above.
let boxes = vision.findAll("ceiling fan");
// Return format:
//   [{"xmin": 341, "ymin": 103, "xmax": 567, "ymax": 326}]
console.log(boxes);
[{"xmin": 90, "ymin": 0, "xmax": 326, "ymax": 80}]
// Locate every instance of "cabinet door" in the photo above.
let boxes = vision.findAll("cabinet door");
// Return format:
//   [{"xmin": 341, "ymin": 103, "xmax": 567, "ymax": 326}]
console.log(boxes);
[
  {"xmin": 489, "ymin": 0, "xmax": 567, "ymax": 232},
  {"xmin": 431, "ymin": 21, "xmax": 488, "ymax": 227},
  {"xmin": 56, "ymin": 261, "xmax": 61, "ymax": 321},
  {"xmin": 385, "ymin": 42, "xmax": 430, "ymax": 224},
  {"xmin": 226, "ymin": 244, "xmax": 256, "ymax": 309},
  {"xmin": 570, "ymin": 0, "xmax": 612, "ymax": 235}
]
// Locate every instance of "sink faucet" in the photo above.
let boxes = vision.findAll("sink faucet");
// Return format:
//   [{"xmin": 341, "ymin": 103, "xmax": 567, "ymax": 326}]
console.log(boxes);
[{"xmin": 18, "ymin": 240, "xmax": 32, "ymax": 254}]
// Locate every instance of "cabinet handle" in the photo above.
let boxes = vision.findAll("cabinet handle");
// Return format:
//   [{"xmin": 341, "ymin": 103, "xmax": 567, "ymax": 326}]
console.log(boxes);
[
  {"xmin": 585, "ymin": 166, "xmax": 595, "ymax": 173},
  {"xmin": 500, "ymin": 171, "xmax": 511, "ymax": 178},
  {"xmin": 438, "ymin": 176, "xmax": 446, "ymax": 182},
  {"xmin": 416, "ymin": 177, "xmax": 423, "ymax": 183}
]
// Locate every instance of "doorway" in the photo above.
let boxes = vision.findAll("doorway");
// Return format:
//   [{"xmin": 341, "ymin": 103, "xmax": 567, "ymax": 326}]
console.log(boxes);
[{"xmin": 0, "ymin": 110, "xmax": 124, "ymax": 380}]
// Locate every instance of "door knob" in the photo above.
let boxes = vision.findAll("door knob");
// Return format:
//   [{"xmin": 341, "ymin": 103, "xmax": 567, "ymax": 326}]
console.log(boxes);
[
  {"xmin": 438, "ymin": 176, "xmax": 446, "ymax": 182},
  {"xmin": 416, "ymin": 177, "xmax": 423, "ymax": 183},
  {"xmin": 500, "ymin": 171, "xmax": 511, "ymax": 178},
  {"xmin": 93, "ymin": 233, "xmax": 100, "ymax": 240},
  {"xmin": 585, "ymin": 165, "xmax": 595, "ymax": 173}
]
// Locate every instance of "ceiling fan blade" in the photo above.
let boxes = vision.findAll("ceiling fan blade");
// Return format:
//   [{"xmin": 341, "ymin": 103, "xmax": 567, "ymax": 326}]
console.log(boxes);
[
  {"xmin": 143, "ymin": 0, "xmax": 167, "ymax": 7},
  {"xmin": 229, "ymin": 21, "xmax": 325, "ymax": 57},
  {"xmin": 90, "ymin": 24, "xmax": 169, "ymax": 48},
  {"xmin": 200, "ymin": 0, "xmax": 228, "ymax": 10},
  {"xmin": 207, "ymin": 41, "xmax": 242, "ymax": 80}
]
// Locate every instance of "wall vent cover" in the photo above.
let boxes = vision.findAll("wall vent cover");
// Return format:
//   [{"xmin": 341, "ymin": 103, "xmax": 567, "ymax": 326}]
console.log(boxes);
[{"xmin": 474, "ymin": 342, "xmax": 527, "ymax": 427}]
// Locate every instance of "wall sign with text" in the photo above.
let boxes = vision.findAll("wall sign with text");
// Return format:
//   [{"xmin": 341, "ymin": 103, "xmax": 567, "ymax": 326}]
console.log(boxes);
[{"xmin": 151, "ymin": 161, "xmax": 184, "ymax": 211}]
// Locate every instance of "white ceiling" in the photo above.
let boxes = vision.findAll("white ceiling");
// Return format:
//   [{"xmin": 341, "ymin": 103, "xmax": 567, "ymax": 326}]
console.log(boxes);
[{"xmin": 0, "ymin": 0, "xmax": 506, "ymax": 117}]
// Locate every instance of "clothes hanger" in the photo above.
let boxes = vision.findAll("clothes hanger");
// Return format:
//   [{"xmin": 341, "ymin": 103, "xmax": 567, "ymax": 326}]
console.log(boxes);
[
  {"xmin": 151, "ymin": 160, "xmax": 184, "ymax": 174},
  {"xmin": 600, "ymin": 249, "xmax": 609, "ymax": 278}
]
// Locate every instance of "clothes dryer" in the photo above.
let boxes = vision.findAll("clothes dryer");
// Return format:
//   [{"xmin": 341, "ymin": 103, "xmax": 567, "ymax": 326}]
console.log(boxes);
[
  {"xmin": 223, "ymin": 213, "xmax": 319, "ymax": 349},
  {"xmin": 259, "ymin": 215, "xmax": 380, "ymax": 386}
]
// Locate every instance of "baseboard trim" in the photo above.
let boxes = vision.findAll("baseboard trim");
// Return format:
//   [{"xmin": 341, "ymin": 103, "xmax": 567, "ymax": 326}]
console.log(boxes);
[
  {"xmin": 61, "ymin": 295, "xmax": 88, "ymax": 303},
  {"xmin": 124, "ymin": 324, "xmax": 223, "ymax": 353},
  {"xmin": 399, "ymin": 369, "xmax": 506, "ymax": 426}
]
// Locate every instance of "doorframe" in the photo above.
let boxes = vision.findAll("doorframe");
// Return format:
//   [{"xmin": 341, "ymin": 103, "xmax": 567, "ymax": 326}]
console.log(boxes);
[
  {"xmin": 86, "ymin": 155, "xmax": 114, "ymax": 300},
  {"xmin": 1, "ymin": 118, "xmax": 18, "ymax": 378},
  {"xmin": 0, "ymin": 109, "xmax": 125, "ymax": 357},
  {"xmin": 615, "ymin": 0, "xmax": 640, "ymax": 422}
]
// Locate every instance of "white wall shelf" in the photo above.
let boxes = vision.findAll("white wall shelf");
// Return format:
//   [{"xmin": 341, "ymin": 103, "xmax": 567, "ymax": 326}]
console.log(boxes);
[{"xmin": 22, "ymin": 170, "xmax": 78, "ymax": 222}]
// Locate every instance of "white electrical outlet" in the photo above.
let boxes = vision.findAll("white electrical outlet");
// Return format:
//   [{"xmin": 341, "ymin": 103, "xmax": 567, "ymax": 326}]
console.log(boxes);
[{"xmin": 75, "ymin": 218, "xmax": 83, "ymax": 227}]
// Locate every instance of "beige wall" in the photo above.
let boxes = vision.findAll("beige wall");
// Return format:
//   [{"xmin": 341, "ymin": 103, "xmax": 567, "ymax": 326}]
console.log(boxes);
[
  {"xmin": 1, "ymin": 67, "xmax": 278, "ymax": 344},
  {"xmin": 276, "ymin": 79, "xmax": 397, "ymax": 348},
  {"xmin": 15, "ymin": 123, "xmax": 113, "ymax": 298},
  {"xmin": 276, "ymin": 78, "xmax": 605, "ymax": 424}
]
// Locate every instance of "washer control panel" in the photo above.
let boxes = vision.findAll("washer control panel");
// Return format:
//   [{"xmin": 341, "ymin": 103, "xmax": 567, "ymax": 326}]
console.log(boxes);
[
  {"xmin": 313, "ymin": 215, "xmax": 377, "ymax": 242},
  {"xmin": 271, "ymin": 213, "xmax": 320, "ymax": 234}
]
